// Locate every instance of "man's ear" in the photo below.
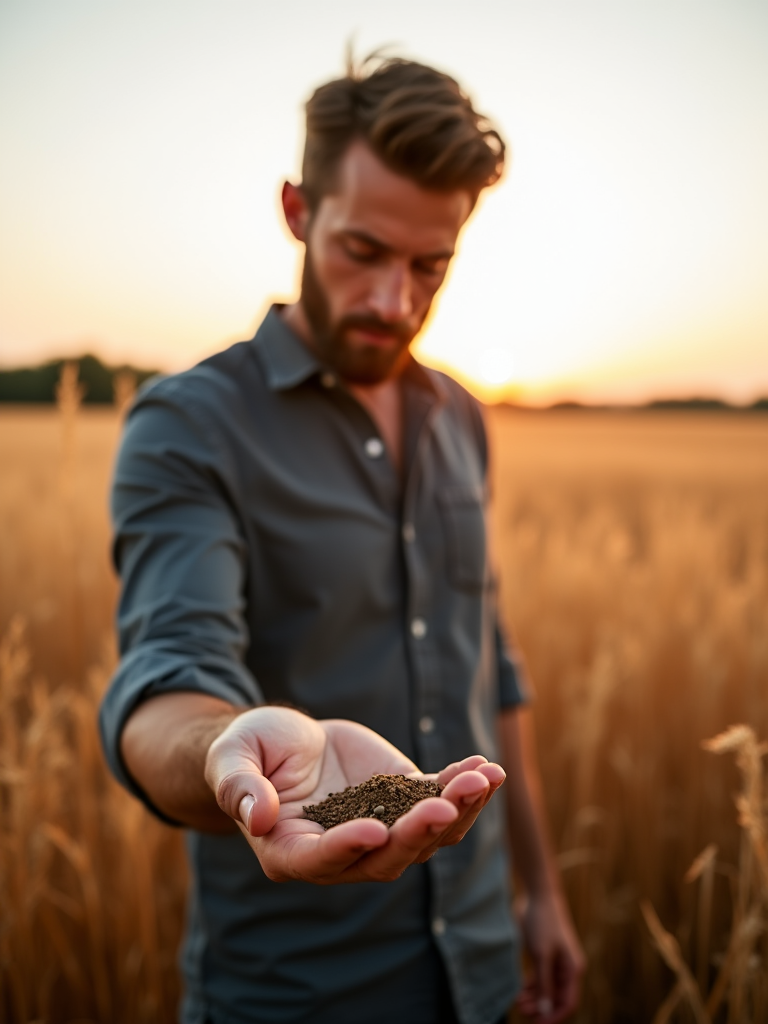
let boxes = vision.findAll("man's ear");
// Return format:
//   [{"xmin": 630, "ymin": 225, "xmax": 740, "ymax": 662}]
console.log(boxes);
[{"xmin": 281, "ymin": 181, "xmax": 310, "ymax": 243}]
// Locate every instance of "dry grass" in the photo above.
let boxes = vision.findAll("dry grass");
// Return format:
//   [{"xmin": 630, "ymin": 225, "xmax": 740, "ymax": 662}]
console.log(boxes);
[
  {"xmin": 0, "ymin": 395, "xmax": 185, "ymax": 1022},
  {"xmin": 0, "ymin": 389, "xmax": 766, "ymax": 1022},
  {"xmin": 490, "ymin": 409, "xmax": 768, "ymax": 1022}
]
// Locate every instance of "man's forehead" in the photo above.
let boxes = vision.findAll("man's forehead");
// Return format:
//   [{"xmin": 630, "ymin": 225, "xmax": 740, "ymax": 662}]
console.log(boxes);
[{"xmin": 318, "ymin": 141, "xmax": 471, "ymax": 252}]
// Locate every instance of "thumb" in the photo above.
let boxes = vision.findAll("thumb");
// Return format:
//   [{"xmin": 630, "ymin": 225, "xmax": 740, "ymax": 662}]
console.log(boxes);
[
  {"xmin": 205, "ymin": 728, "xmax": 281, "ymax": 836},
  {"xmin": 233, "ymin": 775, "xmax": 281, "ymax": 836}
]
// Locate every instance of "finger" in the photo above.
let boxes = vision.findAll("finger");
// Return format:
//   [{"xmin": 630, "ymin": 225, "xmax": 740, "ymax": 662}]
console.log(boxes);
[
  {"xmin": 516, "ymin": 977, "xmax": 546, "ymax": 1019},
  {"xmin": 472, "ymin": 761, "xmax": 506, "ymax": 795},
  {"xmin": 548, "ymin": 951, "xmax": 583, "ymax": 1024},
  {"xmin": 423, "ymin": 800, "xmax": 482, "ymax": 852},
  {"xmin": 312, "ymin": 818, "xmax": 391, "ymax": 876},
  {"xmin": 352, "ymin": 797, "xmax": 459, "ymax": 881},
  {"xmin": 438, "ymin": 760, "xmax": 505, "ymax": 812},
  {"xmin": 440, "ymin": 768, "xmax": 491, "ymax": 805},
  {"xmin": 413, "ymin": 770, "xmax": 494, "ymax": 858},
  {"xmin": 438, "ymin": 769, "xmax": 491, "ymax": 835},
  {"xmin": 548, "ymin": 1001, "xmax": 571, "ymax": 1024},
  {"xmin": 533, "ymin": 949, "xmax": 554, "ymax": 1023},
  {"xmin": 436, "ymin": 754, "xmax": 489, "ymax": 786},
  {"xmin": 258, "ymin": 817, "xmax": 391, "ymax": 883}
]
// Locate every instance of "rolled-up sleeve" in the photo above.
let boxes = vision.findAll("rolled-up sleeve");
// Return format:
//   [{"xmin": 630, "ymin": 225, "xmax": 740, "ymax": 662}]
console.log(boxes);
[
  {"xmin": 462, "ymin": 390, "xmax": 530, "ymax": 711},
  {"xmin": 495, "ymin": 617, "xmax": 530, "ymax": 709},
  {"xmin": 99, "ymin": 378, "xmax": 263, "ymax": 816}
]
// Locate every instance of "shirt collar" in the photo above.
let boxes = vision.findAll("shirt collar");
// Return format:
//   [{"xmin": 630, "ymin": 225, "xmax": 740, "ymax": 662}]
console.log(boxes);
[
  {"xmin": 252, "ymin": 303, "xmax": 447, "ymax": 405},
  {"xmin": 251, "ymin": 305, "xmax": 323, "ymax": 391},
  {"xmin": 401, "ymin": 354, "xmax": 447, "ymax": 406}
]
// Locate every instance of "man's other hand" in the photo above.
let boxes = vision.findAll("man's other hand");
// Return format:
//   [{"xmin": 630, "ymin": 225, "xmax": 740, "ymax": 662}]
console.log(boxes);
[
  {"xmin": 516, "ymin": 891, "xmax": 585, "ymax": 1023},
  {"xmin": 204, "ymin": 706, "xmax": 505, "ymax": 884}
]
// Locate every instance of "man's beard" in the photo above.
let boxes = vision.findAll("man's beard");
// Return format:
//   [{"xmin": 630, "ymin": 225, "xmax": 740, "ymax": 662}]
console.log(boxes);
[{"xmin": 300, "ymin": 245, "xmax": 420, "ymax": 385}]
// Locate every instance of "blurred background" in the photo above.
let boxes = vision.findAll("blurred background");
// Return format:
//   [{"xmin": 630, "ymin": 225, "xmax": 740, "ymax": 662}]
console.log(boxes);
[
  {"xmin": 1, "ymin": 2, "xmax": 766, "ymax": 1022},
  {"xmin": 2, "ymin": 0, "xmax": 767, "ymax": 403}
]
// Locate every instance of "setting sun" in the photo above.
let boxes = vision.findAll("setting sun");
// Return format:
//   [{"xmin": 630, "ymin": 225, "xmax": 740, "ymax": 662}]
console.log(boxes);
[{"xmin": 1, "ymin": 1, "xmax": 766, "ymax": 404}]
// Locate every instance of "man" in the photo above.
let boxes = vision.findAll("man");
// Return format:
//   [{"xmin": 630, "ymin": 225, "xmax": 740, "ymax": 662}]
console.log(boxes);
[{"xmin": 100, "ymin": 56, "xmax": 584, "ymax": 1024}]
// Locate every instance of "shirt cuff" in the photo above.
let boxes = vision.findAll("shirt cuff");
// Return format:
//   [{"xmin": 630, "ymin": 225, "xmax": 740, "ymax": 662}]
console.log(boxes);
[
  {"xmin": 99, "ymin": 643, "xmax": 262, "ymax": 825},
  {"xmin": 496, "ymin": 626, "xmax": 531, "ymax": 709}
]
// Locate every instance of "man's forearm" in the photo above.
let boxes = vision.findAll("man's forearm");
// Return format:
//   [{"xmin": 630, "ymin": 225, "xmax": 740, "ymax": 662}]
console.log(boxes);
[
  {"xmin": 499, "ymin": 706, "xmax": 563, "ymax": 897},
  {"xmin": 120, "ymin": 691, "xmax": 241, "ymax": 831},
  {"xmin": 500, "ymin": 706, "xmax": 586, "ymax": 1015}
]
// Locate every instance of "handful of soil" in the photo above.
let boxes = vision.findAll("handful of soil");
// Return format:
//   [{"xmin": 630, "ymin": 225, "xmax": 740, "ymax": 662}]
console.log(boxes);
[{"xmin": 304, "ymin": 773, "xmax": 443, "ymax": 830}]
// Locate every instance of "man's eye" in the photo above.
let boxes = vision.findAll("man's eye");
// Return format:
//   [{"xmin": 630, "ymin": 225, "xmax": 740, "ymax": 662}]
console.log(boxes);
[
  {"xmin": 344, "ymin": 242, "xmax": 379, "ymax": 263},
  {"xmin": 415, "ymin": 259, "xmax": 449, "ymax": 277}
]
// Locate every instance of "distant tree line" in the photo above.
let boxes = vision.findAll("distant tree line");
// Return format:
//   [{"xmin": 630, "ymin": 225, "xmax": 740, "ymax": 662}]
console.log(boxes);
[
  {"xmin": 1, "ymin": 354, "xmax": 766, "ymax": 411},
  {"xmin": 0, "ymin": 354, "xmax": 159, "ymax": 403},
  {"xmin": 642, "ymin": 396, "xmax": 768, "ymax": 412},
  {"xmin": 506, "ymin": 396, "xmax": 768, "ymax": 413}
]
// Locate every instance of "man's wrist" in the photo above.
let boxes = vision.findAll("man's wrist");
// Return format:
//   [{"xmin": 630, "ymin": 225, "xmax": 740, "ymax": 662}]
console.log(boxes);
[
  {"xmin": 519, "ymin": 862, "xmax": 567, "ymax": 903},
  {"xmin": 122, "ymin": 692, "xmax": 243, "ymax": 831}
]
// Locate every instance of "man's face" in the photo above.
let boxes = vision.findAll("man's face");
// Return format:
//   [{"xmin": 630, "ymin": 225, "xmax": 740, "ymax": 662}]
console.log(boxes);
[{"xmin": 294, "ymin": 142, "xmax": 472, "ymax": 384}]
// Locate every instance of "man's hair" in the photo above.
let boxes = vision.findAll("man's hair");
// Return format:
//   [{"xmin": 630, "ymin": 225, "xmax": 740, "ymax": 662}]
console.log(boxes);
[{"xmin": 301, "ymin": 53, "xmax": 506, "ymax": 210}]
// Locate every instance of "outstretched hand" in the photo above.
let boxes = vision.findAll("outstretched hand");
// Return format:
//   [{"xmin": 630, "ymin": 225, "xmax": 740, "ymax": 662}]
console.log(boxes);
[{"xmin": 204, "ymin": 706, "xmax": 505, "ymax": 884}]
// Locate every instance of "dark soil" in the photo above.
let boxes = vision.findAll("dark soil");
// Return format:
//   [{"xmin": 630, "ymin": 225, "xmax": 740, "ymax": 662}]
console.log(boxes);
[{"xmin": 303, "ymin": 773, "xmax": 443, "ymax": 830}]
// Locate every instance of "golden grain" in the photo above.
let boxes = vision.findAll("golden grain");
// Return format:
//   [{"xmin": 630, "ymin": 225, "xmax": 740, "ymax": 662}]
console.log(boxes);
[{"xmin": 1, "ymin": 398, "xmax": 766, "ymax": 1022}]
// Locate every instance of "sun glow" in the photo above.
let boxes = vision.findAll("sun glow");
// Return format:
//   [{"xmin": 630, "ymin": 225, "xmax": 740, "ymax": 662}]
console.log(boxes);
[
  {"xmin": 1, "ymin": 2, "xmax": 767, "ymax": 403},
  {"xmin": 478, "ymin": 348, "xmax": 515, "ymax": 386}
]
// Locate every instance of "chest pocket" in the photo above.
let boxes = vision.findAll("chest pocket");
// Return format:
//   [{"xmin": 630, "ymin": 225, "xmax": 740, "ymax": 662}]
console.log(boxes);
[{"xmin": 438, "ymin": 485, "xmax": 488, "ymax": 592}]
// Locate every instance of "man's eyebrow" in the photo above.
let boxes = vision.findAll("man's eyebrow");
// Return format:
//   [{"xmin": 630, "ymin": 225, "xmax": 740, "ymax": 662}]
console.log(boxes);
[{"xmin": 341, "ymin": 229, "xmax": 455, "ymax": 261}]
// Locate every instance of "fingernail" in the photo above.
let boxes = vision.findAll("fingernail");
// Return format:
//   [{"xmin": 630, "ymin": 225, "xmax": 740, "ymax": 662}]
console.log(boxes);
[
  {"xmin": 538, "ymin": 996, "xmax": 553, "ymax": 1017},
  {"xmin": 239, "ymin": 794, "xmax": 255, "ymax": 832}
]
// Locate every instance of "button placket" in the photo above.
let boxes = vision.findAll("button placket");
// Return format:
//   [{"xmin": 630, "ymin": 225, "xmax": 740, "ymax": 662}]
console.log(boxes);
[
  {"xmin": 402, "ymin": 512, "xmax": 439, "ymax": 752},
  {"xmin": 401, "ymin": 404, "xmax": 445, "ymax": 772}
]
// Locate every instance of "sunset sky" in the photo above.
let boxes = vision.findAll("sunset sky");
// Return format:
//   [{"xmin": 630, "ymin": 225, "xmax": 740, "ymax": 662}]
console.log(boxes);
[{"xmin": 1, "ymin": 0, "xmax": 766, "ymax": 404}]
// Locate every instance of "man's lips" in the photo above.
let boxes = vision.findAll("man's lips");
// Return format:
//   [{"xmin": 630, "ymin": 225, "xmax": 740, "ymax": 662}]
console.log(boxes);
[
  {"xmin": 341, "ymin": 320, "xmax": 411, "ymax": 348},
  {"xmin": 346, "ymin": 326, "xmax": 402, "ymax": 347}
]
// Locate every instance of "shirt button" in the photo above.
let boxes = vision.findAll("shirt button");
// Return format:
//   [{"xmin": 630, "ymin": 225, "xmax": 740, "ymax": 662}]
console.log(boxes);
[
  {"xmin": 365, "ymin": 437, "xmax": 384, "ymax": 459},
  {"xmin": 419, "ymin": 715, "xmax": 435, "ymax": 734},
  {"xmin": 320, "ymin": 372, "xmax": 336, "ymax": 388},
  {"xmin": 410, "ymin": 617, "xmax": 427, "ymax": 639},
  {"xmin": 402, "ymin": 522, "xmax": 416, "ymax": 543},
  {"xmin": 432, "ymin": 917, "xmax": 447, "ymax": 937}
]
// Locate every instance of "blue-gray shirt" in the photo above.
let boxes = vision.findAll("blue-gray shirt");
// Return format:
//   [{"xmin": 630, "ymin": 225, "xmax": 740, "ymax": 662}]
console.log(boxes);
[{"xmin": 100, "ymin": 307, "xmax": 527, "ymax": 1024}]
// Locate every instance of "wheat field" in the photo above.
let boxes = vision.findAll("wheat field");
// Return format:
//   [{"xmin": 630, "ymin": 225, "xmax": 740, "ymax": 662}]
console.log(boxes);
[{"xmin": 1, "ymin": 394, "xmax": 766, "ymax": 1023}]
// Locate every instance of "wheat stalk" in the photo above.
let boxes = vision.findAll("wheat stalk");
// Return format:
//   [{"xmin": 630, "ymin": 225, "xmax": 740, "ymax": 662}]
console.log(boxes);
[
  {"xmin": 701, "ymin": 726, "xmax": 768, "ymax": 1021},
  {"xmin": 641, "ymin": 900, "xmax": 711, "ymax": 1024},
  {"xmin": 685, "ymin": 843, "xmax": 718, "ymax": 997},
  {"xmin": 113, "ymin": 368, "xmax": 137, "ymax": 415},
  {"xmin": 55, "ymin": 360, "xmax": 85, "ymax": 498}
]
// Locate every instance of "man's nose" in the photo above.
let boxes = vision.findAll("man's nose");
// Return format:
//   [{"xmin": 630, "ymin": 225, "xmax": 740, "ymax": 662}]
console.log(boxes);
[{"xmin": 369, "ymin": 265, "xmax": 413, "ymax": 323}]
